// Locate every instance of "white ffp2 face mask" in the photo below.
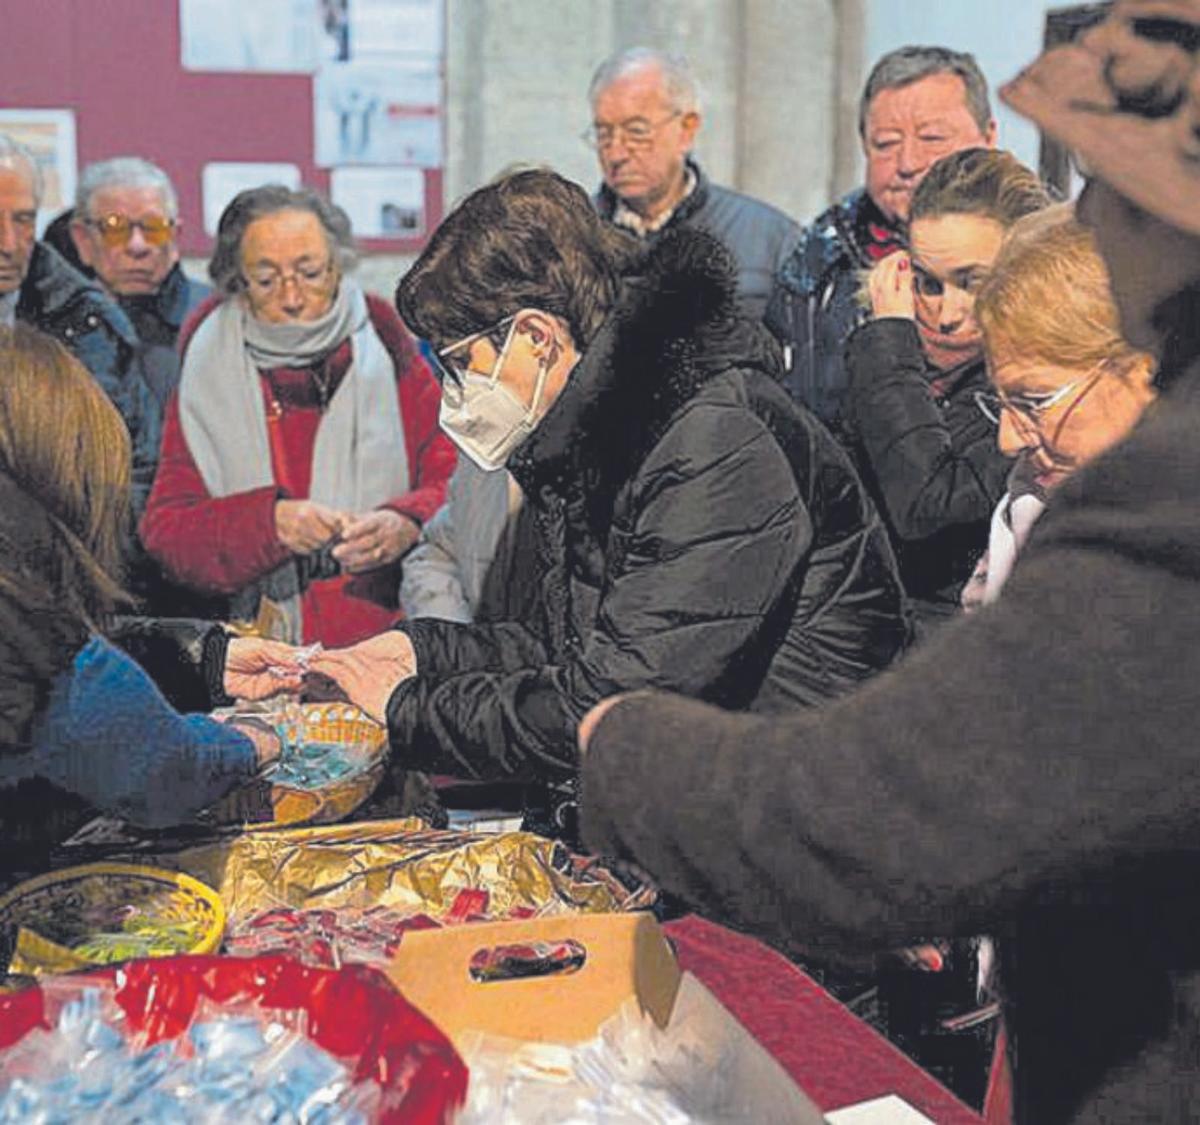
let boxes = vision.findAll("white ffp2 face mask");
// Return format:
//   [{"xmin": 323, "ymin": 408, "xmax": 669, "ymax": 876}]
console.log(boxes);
[{"xmin": 438, "ymin": 322, "xmax": 552, "ymax": 472}]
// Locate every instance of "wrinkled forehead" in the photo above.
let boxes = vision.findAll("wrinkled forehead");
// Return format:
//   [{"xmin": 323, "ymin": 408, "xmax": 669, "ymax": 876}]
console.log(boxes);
[
  {"xmin": 87, "ymin": 183, "xmax": 172, "ymax": 218},
  {"xmin": 0, "ymin": 158, "xmax": 37, "ymax": 201},
  {"xmin": 865, "ymin": 71, "xmax": 973, "ymax": 129},
  {"xmin": 240, "ymin": 208, "xmax": 331, "ymax": 263},
  {"xmin": 1112, "ymin": 0, "xmax": 1200, "ymax": 23}
]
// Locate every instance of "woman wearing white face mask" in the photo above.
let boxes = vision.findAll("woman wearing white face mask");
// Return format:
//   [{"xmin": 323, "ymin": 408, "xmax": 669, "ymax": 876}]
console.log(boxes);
[{"xmin": 310, "ymin": 169, "xmax": 910, "ymax": 838}]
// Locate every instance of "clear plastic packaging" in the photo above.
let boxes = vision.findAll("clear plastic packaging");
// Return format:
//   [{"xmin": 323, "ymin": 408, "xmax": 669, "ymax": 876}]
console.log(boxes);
[
  {"xmin": 0, "ymin": 985, "xmax": 379, "ymax": 1123},
  {"xmin": 453, "ymin": 974, "xmax": 822, "ymax": 1125}
]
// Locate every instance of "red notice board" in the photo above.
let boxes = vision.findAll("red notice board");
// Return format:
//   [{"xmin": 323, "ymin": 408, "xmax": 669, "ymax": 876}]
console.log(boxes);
[{"xmin": 0, "ymin": 0, "xmax": 443, "ymax": 256}]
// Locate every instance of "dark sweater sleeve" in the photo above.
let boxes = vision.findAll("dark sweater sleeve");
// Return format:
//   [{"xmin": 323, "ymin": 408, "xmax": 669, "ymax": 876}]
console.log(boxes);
[
  {"xmin": 581, "ymin": 507, "xmax": 1200, "ymax": 958},
  {"xmin": 30, "ymin": 636, "xmax": 256, "ymax": 829},
  {"xmin": 845, "ymin": 319, "xmax": 1010, "ymax": 540},
  {"xmin": 386, "ymin": 405, "xmax": 811, "ymax": 783},
  {"xmin": 108, "ymin": 616, "xmax": 231, "ymax": 713}
]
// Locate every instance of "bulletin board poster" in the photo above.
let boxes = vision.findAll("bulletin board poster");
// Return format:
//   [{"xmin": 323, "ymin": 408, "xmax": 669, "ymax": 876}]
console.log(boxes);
[
  {"xmin": 176, "ymin": 0, "xmax": 444, "ymax": 248},
  {"xmin": 0, "ymin": 109, "xmax": 77, "ymax": 233}
]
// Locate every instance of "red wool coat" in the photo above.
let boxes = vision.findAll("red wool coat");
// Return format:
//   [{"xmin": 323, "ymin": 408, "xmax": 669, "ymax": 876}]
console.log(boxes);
[{"xmin": 140, "ymin": 293, "xmax": 455, "ymax": 647}]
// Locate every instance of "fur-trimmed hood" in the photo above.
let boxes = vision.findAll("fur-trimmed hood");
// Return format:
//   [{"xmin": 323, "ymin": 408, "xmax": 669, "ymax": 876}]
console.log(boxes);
[{"xmin": 509, "ymin": 226, "xmax": 783, "ymax": 505}]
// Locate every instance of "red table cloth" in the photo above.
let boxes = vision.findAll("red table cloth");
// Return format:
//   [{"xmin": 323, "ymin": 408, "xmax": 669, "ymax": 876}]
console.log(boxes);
[{"xmin": 666, "ymin": 914, "xmax": 984, "ymax": 1123}]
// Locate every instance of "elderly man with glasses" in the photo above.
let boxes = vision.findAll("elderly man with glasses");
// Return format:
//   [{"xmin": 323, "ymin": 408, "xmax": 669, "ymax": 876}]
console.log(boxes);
[
  {"xmin": 64, "ymin": 158, "xmax": 211, "ymax": 411},
  {"xmin": 588, "ymin": 46, "xmax": 800, "ymax": 324},
  {"xmin": 0, "ymin": 134, "xmax": 159, "ymax": 516}
]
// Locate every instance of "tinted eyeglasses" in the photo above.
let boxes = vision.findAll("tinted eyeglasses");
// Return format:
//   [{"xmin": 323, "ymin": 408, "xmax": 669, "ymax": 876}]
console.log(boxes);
[{"xmin": 83, "ymin": 213, "xmax": 175, "ymax": 248}]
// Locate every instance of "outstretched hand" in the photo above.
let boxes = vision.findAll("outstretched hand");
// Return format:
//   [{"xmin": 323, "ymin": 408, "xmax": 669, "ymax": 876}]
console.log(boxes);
[
  {"xmin": 308, "ymin": 631, "xmax": 418, "ymax": 724},
  {"xmin": 224, "ymin": 636, "xmax": 308, "ymax": 700}
]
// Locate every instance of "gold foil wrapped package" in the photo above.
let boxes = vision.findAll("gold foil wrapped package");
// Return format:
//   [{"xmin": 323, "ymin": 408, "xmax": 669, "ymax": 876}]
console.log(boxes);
[{"xmin": 115, "ymin": 819, "xmax": 652, "ymax": 924}]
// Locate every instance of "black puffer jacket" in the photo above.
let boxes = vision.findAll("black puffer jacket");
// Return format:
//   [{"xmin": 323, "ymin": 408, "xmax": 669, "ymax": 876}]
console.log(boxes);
[
  {"xmin": 385, "ymin": 231, "xmax": 910, "ymax": 802},
  {"xmin": 843, "ymin": 318, "xmax": 1011, "ymax": 627}
]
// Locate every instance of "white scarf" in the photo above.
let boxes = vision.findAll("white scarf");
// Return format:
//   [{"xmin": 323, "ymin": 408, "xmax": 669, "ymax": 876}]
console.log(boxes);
[{"xmin": 962, "ymin": 490, "xmax": 1047, "ymax": 612}]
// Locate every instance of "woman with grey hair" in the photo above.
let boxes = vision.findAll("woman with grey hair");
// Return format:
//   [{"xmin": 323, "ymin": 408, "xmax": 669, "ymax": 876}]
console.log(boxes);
[{"xmin": 140, "ymin": 184, "xmax": 454, "ymax": 646}]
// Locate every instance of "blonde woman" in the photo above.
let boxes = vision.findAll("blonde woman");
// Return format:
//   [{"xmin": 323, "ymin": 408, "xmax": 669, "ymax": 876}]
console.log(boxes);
[{"xmin": 963, "ymin": 205, "xmax": 1158, "ymax": 607}]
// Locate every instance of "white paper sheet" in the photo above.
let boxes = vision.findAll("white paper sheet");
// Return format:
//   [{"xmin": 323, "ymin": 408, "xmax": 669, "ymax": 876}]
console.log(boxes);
[
  {"xmin": 0, "ymin": 108, "xmax": 77, "ymax": 230},
  {"xmin": 825, "ymin": 1094, "xmax": 938, "ymax": 1124},
  {"xmin": 180, "ymin": 0, "xmax": 323, "ymax": 72},
  {"xmin": 201, "ymin": 162, "xmax": 303, "ymax": 236},
  {"xmin": 330, "ymin": 166, "xmax": 424, "ymax": 238},
  {"xmin": 313, "ymin": 61, "xmax": 442, "ymax": 167}
]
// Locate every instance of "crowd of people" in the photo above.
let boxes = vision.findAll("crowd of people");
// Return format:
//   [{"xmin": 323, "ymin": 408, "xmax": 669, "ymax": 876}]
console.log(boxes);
[{"xmin": 2, "ymin": 3, "xmax": 1199, "ymax": 1119}]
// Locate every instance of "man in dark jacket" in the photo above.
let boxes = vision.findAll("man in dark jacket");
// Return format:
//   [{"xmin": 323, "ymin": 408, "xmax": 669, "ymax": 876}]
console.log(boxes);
[
  {"xmin": 313, "ymin": 170, "xmax": 909, "ymax": 838},
  {"xmin": 588, "ymin": 47, "xmax": 800, "ymax": 324},
  {"xmin": 0, "ymin": 135, "xmax": 159, "ymax": 515},
  {"xmin": 766, "ymin": 46, "xmax": 996, "ymax": 424},
  {"xmin": 580, "ymin": 7, "xmax": 1200, "ymax": 1121},
  {"xmin": 67, "ymin": 157, "xmax": 211, "ymax": 410}
]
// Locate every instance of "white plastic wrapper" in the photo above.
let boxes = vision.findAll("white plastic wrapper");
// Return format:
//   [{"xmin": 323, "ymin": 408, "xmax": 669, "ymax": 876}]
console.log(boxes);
[{"xmin": 453, "ymin": 973, "xmax": 823, "ymax": 1124}]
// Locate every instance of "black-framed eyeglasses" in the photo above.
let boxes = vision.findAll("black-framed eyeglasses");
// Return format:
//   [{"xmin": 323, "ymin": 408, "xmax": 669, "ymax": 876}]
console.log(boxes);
[
  {"xmin": 426, "ymin": 315, "xmax": 516, "ymax": 386},
  {"xmin": 581, "ymin": 111, "xmax": 682, "ymax": 151}
]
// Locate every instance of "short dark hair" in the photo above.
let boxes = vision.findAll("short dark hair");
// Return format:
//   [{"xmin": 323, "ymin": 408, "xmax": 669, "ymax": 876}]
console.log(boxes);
[
  {"xmin": 208, "ymin": 184, "xmax": 357, "ymax": 295},
  {"xmin": 910, "ymin": 148, "xmax": 1052, "ymax": 229},
  {"xmin": 859, "ymin": 45, "xmax": 992, "ymax": 137},
  {"xmin": 396, "ymin": 169, "xmax": 640, "ymax": 354}
]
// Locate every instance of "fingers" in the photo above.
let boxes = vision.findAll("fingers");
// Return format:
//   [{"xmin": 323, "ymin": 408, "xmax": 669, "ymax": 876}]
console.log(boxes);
[
  {"xmin": 868, "ymin": 251, "xmax": 915, "ymax": 319},
  {"xmin": 331, "ymin": 539, "xmax": 387, "ymax": 572}
]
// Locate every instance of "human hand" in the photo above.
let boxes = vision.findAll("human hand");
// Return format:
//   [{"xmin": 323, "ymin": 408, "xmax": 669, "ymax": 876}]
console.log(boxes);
[
  {"xmin": 578, "ymin": 693, "xmax": 633, "ymax": 757},
  {"xmin": 331, "ymin": 509, "xmax": 420, "ymax": 573},
  {"xmin": 274, "ymin": 499, "xmax": 347, "ymax": 555},
  {"xmin": 224, "ymin": 636, "xmax": 309, "ymax": 699},
  {"xmin": 867, "ymin": 251, "xmax": 915, "ymax": 320},
  {"xmin": 228, "ymin": 716, "xmax": 283, "ymax": 769},
  {"xmin": 308, "ymin": 630, "xmax": 417, "ymax": 724}
]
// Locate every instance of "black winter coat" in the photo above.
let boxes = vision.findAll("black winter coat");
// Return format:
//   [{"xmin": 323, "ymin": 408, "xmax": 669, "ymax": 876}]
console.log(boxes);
[
  {"xmin": 843, "ymin": 318, "xmax": 1011, "ymax": 625},
  {"xmin": 385, "ymin": 231, "xmax": 910, "ymax": 808},
  {"xmin": 582, "ymin": 305, "xmax": 1200, "ymax": 1124}
]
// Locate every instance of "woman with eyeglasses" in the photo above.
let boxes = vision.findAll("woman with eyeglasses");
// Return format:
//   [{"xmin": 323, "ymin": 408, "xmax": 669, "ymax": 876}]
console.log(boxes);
[
  {"xmin": 961, "ymin": 205, "xmax": 1157, "ymax": 609},
  {"xmin": 139, "ymin": 185, "xmax": 455, "ymax": 647},
  {"xmin": 308, "ymin": 168, "xmax": 910, "ymax": 840},
  {"xmin": 843, "ymin": 148, "xmax": 1052, "ymax": 634}
]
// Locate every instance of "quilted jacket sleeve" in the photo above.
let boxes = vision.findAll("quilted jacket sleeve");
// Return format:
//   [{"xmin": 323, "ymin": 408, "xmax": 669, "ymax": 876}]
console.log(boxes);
[
  {"xmin": 844, "ymin": 318, "xmax": 1010, "ymax": 540},
  {"xmin": 385, "ymin": 401, "xmax": 811, "ymax": 783}
]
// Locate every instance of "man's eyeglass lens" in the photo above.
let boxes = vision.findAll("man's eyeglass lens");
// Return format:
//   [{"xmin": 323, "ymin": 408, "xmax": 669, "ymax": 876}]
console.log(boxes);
[
  {"xmin": 88, "ymin": 214, "xmax": 174, "ymax": 247},
  {"xmin": 583, "ymin": 112, "xmax": 681, "ymax": 150}
]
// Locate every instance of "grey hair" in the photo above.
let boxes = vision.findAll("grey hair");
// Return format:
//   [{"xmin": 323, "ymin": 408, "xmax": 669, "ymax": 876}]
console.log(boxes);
[
  {"xmin": 207, "ymin": 183, "xmax": 358, "ymax": 296},
  {"xmin": 588, "ymin": 47, "xmax": 702, "ymax": 115},
  {"xmin": 859, "ymin": 45, "xmax": 992, "ymax": 137},
  {"xmin": 76, "ymin": 157, "xmax": 179, "ymax": 221},
  {"xmin": 0, "ymin": 134, "xmax": 43, "ymax": 207}
]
